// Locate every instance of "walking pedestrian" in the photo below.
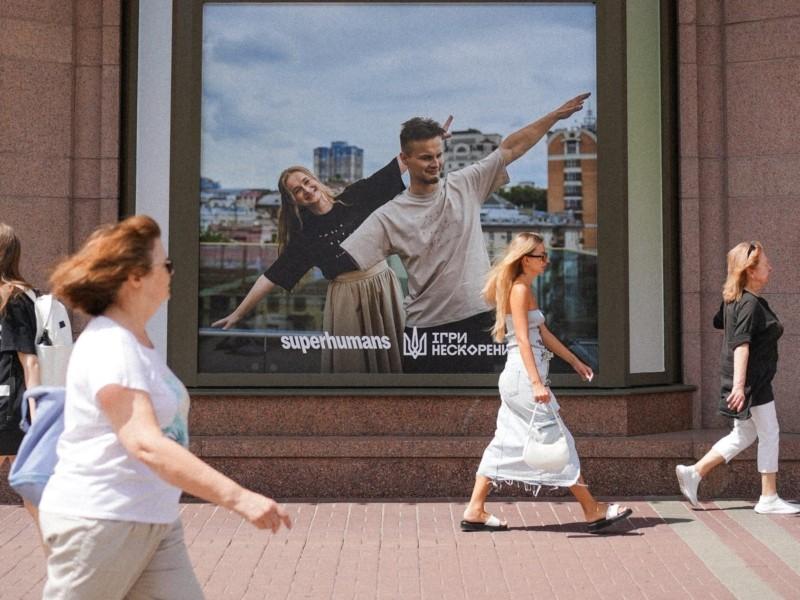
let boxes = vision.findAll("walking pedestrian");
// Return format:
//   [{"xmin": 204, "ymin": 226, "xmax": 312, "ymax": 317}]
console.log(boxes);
[
  {"xmin": 0, "ymin": 223, "xmax": 40, "ymax": 457},
  {"xmin": 676, "ymin": 241, "xmax": 799, "ymax": 514},
  {"xmin": 461, "ymin": 232, "xmax": 632, "ymax": 532},
  {"xmin": 39, "ymin": 215, "xmax": 291, "ymax": 599}
]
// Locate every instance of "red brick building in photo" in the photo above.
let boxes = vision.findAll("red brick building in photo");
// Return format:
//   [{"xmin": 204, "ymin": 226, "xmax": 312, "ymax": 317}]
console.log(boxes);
[{"xmin": 546, "ymin": 113, "xmax": 598, "ymax": 250}]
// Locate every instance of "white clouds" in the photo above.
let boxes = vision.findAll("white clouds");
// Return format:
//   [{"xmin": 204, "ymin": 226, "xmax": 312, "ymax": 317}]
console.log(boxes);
[{"xmin": 200, "ymin": 3, "xmax": 597, "ymax": 189}]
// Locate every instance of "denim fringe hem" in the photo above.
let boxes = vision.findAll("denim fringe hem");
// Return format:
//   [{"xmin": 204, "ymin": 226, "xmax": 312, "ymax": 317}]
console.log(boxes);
[{"xmin": 485, "ymin": 473, "xmax": 583, "ymax": 496}]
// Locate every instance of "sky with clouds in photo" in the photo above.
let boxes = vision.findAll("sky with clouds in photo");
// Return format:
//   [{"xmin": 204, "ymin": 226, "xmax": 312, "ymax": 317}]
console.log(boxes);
[{"xmin": 201, "ymin": 2, "xmax": 596, "ymax": 190}]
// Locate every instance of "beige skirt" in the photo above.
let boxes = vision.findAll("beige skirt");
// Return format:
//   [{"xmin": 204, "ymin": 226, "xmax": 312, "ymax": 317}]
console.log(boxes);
[{"xmin": 321, "ymin": 260, "xmax": 405, "ymax": 373}]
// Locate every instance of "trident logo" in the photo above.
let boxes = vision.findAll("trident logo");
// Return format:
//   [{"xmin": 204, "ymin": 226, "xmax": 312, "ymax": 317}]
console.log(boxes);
[{"xmin": 403, "ymin": 327, "xmax": 427, "ymax": 359}]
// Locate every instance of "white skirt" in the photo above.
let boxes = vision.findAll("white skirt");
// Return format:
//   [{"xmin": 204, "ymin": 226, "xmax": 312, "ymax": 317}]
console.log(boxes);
[{"xmin": 477, "ymin": 352, "xmax": 581, "ymax": 490}]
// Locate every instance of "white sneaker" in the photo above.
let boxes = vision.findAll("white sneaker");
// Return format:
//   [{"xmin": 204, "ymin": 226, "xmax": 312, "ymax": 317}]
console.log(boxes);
[
  {"xmin": 754, "ymin": 496, "xmax": 800, "ymax": 515},
  {"xmin": 676, "ymin": 464, "xmax": 701, "ymax": 507}
]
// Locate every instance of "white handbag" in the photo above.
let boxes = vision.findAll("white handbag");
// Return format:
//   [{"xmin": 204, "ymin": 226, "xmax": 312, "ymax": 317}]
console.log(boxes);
[{"xmin": 522, "ymin": 401, "xmax": 570, "ymax": 472}]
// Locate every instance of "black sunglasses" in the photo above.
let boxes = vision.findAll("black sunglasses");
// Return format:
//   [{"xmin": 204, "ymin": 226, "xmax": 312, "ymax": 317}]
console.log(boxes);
[
  {"xmin": 747, "ymin": 242, "xmax": 757, "ymax": 257},
  {"xmin": 526, "ymin": 251, "xmax": 548, "ymax": 261}
]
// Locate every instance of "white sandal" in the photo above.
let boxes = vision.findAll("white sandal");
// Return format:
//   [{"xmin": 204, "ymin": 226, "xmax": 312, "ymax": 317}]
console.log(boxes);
[
  {"xmin": 460, "ymin": 513, "xmax": 509, "ymax": 532},
  {"xmin": 587, "ymin": 503, "xmax": 633, "ymax": 533}
]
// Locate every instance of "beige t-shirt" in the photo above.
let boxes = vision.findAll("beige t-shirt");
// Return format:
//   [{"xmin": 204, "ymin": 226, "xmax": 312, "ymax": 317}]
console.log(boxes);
[{"xmin": 341, "ymin": 149, "xmax": 509, "ymax": 327}]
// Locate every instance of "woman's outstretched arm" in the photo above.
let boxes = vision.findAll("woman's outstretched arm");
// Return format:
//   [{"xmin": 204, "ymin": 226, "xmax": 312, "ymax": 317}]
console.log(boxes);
[
  {"xmin": 212, "ymin": 274, "xmax": 276, "ymax": 329},
  {"xmin": 99, "ymin": 384, "xmax": 292, "ymax": 532},
  {"xmin": 539, "ymin": 324, "xmax": 593, "ymax": 381}
]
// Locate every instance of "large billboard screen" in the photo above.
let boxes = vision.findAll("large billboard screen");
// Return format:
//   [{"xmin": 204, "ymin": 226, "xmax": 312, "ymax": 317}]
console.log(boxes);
[{"xmin": 198, "ymin": 2, "xmax": 598, "ymax": 379}]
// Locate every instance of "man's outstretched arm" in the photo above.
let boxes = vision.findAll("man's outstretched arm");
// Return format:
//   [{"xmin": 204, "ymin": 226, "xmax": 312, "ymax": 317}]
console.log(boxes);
[{"xmin": 499, "ymin": 93, "xmax": 590, "ymax": 165}]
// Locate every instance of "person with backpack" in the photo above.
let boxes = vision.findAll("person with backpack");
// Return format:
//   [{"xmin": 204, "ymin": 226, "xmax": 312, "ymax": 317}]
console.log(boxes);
[
  {"xmin": 40, "ymin": 215, "xmax": 291, "ymax": 599},
  {"xmin": 0, "ymin": 223, "xmax": 40, "ymax": 458}
]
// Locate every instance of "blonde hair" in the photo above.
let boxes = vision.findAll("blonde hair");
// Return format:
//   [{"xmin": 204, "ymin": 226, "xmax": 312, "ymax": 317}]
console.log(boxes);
[
  {"xmin": 482, "ymin": 232, "xmax": 545, "ymax": 342},
  {"xmin": 722, "ymin": 241, "xmax": 763, "ymax": 303},
  {"xmin": 276, "ymin": 166, "xmax": 338, "ymax": 252}
]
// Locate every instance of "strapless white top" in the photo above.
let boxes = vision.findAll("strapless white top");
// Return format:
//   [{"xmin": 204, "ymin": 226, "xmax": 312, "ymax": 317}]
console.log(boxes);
[
  {"xmin": 505, "ymin": 309, "xmax": 552, "ymax": 357},
  {"xmin": 505, "ymin": 309, "xmax": 543, "ymax": 347}
]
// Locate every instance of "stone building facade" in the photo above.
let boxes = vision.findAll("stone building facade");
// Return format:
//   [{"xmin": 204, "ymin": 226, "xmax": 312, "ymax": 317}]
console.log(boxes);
[{"xmin": 2, "ymin": 0, "xmax": 799, "ymax": 499}]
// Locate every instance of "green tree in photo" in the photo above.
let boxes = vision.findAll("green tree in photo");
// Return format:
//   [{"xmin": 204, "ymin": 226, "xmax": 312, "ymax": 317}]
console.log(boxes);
[{"xmin": 497, "ymin": 186, "xmax": 548, "ymax": 211}]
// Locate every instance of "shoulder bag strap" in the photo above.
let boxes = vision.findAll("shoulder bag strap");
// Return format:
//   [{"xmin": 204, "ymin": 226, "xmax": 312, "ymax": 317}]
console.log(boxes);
[{"xmin": 22, "ymin": 288, "xmax": 44, "ymax": 342}]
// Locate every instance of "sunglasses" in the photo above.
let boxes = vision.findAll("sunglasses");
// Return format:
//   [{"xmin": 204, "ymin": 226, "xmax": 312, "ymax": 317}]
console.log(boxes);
[
  {"xmin": 161, "ymin": 258, "xmax": 175, "ymax": 276},
  {"xmin": 747, "ymin": 242, "xmax": 757, "ymax": 257},
  {"xmin": 526, "ymin": 251, "xmax": 548, "ymax": 261}
]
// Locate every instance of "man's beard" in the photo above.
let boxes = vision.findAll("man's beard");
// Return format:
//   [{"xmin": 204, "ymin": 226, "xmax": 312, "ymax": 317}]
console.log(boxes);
[{"xmin": 419, "ymin": 174, "xmax": 439, "ymax": 185}]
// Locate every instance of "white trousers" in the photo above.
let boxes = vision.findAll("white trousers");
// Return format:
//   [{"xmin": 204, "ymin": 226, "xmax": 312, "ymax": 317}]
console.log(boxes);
[{"xmin": 712, "ymin": 400, "xmax": 780, "ymax": 473}]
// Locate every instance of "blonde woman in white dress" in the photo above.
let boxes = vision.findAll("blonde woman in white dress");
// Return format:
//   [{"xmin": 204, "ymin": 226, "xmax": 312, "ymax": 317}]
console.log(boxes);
[{"xmin": 461, "ymin": 232, "xmax": 633, "ymax": 533}]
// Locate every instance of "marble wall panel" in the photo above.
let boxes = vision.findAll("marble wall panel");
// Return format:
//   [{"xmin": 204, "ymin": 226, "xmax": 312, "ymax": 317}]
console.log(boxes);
[
  {"xmin": 0, "ymin": 58, "xmax": 72, "ymax": 156},
  {"xmin": 0, "ymin": 0, "xmax": 72, "ymax": 24},
  {"xmin": 0, "ymin": 17, "xmax": 72, "ymax": 64},
  {"xmin": 726, "ymin": 0, "xmax": 800, "ymax": 23},
  {"xmin": 0, "ymin": 196, "xmax": 71, "ymax": 287}
]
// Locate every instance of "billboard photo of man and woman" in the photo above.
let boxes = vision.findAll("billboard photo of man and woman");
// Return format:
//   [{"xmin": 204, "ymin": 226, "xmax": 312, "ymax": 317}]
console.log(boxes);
[{"xmin": 198, "ymin": 2, "xmax": 598, "ymax": 379}]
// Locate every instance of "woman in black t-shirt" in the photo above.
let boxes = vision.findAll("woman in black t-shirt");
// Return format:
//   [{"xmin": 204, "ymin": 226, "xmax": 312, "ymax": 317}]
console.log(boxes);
[
  {"xmin": 0, "ymin": 223, "xmax": 40, "ymax": 456},
  {"xmin": 212, "ymin": 157, "xmax": 408, "ymax": 373},
  {"xmin": 675, "ymin": 241, "xmax": 799, "ymax": 514}
]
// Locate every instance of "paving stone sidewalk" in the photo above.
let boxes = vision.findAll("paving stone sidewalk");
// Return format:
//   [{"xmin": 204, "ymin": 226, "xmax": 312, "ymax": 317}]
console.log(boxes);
[{"xmin": 0, "ymin": 499, "xmax": 798, "ymax": 599}]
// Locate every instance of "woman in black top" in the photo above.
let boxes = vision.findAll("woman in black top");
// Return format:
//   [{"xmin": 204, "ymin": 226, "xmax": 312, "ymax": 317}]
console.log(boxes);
[
  {"xmin": 0, "ymin": 223, "xmax": 40, "ymax": 456},
  {"xmin": 212, "ymin": 157, "xmax": 408, "ymax": 373},
  {"xmin": 676, "ymin": 241, "xmax": 799, "ymax": 514}
]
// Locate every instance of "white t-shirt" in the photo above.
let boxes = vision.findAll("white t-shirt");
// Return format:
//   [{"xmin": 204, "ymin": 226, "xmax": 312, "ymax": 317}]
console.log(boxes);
[
  {"xmin": 341, "ymin": 149, "xmax": 509, "ymax": 327},
  {"xmin": 39, "ymin": 316, "xmax": 190, "ymax": 524}
]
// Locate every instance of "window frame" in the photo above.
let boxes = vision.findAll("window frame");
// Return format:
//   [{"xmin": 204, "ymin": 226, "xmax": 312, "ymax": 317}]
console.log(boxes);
[{"xmin": 121, "ymin": 0, "xmax": 679, "ymax": 390}]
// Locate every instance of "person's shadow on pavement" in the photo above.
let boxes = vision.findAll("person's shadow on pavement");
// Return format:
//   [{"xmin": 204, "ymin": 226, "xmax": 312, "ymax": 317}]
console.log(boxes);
[{"xmin": 508, "ymin": 516, "xmax": 693, "ymax": 537}]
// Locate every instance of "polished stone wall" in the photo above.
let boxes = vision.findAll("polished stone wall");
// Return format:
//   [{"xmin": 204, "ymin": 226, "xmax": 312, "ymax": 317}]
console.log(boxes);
[
  {"xmin": 2, "ymin": 0, "xmax": 799, "ymax": 435},
  {"xmin": 2, "ymin": 1, "xmax": 800, "ymax": 501},
  {"xmin": 679, "ymin": 0, "xmax": 800, "ymax": 432},
  {"xmin": 0, "ymin": 0, "xmax": 120, "ymax": 291}
]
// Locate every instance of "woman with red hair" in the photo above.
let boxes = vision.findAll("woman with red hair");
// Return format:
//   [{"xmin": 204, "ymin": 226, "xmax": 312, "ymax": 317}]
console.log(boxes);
[{"xmin": 39, "ymin": 215, "xmax": 291, "ymax": 598}]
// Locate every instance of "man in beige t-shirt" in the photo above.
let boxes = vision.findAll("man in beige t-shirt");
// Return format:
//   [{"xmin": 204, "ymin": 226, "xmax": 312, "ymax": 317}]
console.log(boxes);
[{"xmin": 342, "ymin": 94, "xmax": 591, "ymax": 373}]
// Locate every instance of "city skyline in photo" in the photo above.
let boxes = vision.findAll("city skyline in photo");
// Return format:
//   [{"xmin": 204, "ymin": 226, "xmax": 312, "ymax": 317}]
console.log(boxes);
[{"xmin": 200, "ymin": 2, "xmax": 597, "ymax": 190}]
